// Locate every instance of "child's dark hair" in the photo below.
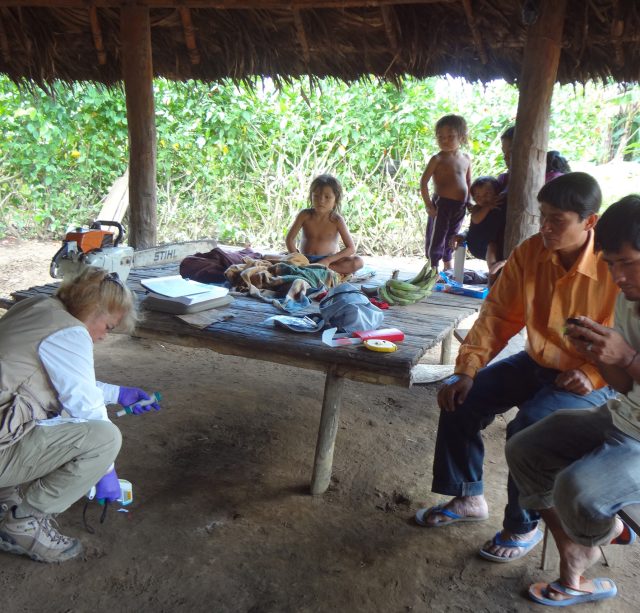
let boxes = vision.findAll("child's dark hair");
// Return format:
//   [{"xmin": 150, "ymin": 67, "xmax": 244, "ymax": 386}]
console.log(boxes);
[
  {"xmin": 537, "ymin": 172, "xmax": 601, "ymax": 220},
  {"xmin": 309, "ymin": 174, "xmax": 342, "ymax": 216},
  {"xmin": 546, "ymin": 150, "xmax": 571, "ymax": 174},
  {"xmin": 435, "ymin": 114, "xmax": 468, "ymax": 144},
  {"xmin": 470, "ymin": 176, "xmax": 500, "ymax": 200},
  {"xmin": 501, "ymin": 126, "xmax": 515, "ymax": 141},
  {"xmin": 595, "ymin": 195, "xmax": 640, "ymax": 253}
]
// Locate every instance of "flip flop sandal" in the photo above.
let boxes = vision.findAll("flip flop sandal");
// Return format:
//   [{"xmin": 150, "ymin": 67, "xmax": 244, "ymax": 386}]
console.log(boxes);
[
  {"xmin": 479, "ymin": 529, "xmax": 543, "ymax": 563},
  {"xmin": 415, "ymin": 504, "xmax": 489, "ymax": 527},
  {"xmin": 528, "ymin": 577, "xmax": 617, "ymax": 607}
]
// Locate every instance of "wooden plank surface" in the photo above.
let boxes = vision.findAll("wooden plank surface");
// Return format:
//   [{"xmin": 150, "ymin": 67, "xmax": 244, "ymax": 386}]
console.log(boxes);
[{"xmin": 8, "ymin": 263, "xmax": 482, "ymax": 388}]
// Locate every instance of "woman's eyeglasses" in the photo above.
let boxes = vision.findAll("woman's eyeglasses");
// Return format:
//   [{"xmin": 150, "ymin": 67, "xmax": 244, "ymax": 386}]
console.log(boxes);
[{"xmin": 102, "ymin": 271, "xmax": 125, "ymax": 289}]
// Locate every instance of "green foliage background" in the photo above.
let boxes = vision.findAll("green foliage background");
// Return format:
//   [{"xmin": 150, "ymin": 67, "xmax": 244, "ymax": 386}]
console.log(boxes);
[{"xmin": 1, "ymin": 76, "xmax": 638, "ymax": 255}]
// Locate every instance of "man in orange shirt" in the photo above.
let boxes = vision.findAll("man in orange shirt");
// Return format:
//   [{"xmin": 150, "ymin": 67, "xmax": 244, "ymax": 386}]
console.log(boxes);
[{"xmin": 414, "ymin": 172, "xmax": 620, "ymax": 563}]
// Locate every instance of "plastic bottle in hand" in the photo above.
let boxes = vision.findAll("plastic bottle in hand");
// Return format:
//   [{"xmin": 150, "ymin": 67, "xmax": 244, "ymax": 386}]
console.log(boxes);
[{"xmin": 116, "ymin": 392, "xmax": 162, "ymax": 417}]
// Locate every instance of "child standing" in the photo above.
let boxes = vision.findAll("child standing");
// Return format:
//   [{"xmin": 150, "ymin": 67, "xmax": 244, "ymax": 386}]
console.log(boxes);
[
  {"xmin": 420, "ymin": 114, "xmax": 471, "ymax": 270},
  {"xmin": 285, "ymin": 174, "xmax": 363, "ymax": 275}
]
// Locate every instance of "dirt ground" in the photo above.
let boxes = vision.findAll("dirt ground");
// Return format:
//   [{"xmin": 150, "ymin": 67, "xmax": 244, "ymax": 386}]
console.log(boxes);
[{"xmin": 0, "ymin": 237, "xmax": 638, "ymax": 613}]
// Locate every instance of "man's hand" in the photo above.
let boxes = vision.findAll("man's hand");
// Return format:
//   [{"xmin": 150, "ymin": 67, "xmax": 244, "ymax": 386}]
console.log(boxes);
[
  {"xmin": 425, "ymin": 202, "xmax": 437, "ymax": 218},
  {"xmin": 565, "ymin": 316, "xmax": 636, "ymax": 368},
  {"xmin": 437, "ymin": 374, "xmax": 474, "ymax": 411},
  {"xmin": 554, "ymin": 369, "xmax": 593, "ymax": 395}
]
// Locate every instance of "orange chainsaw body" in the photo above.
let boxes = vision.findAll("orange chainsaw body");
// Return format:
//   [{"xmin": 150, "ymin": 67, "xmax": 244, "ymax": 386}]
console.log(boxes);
[{"xmin": 63, "ymin": 228, "xmax": 114, "ymax": 253}]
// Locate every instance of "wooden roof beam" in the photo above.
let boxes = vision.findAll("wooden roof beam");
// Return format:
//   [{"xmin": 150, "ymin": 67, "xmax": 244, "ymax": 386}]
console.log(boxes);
[
  {"xmin": 89, "ymin": 6, "xmax": 107, "ymax": 65},
  {"xmin": 461, "ymin": 0, "xmax": 487, "ymax": 65},
  {"xmin": 293, "ymin": 8, "xmax": 311, "ymax": 67},
  {"xmin": 0, "ymin": 12, "xmax": 10, "ymax": 64},
  {"xmin": 611, "ymin": 0, "xmax": 624, "ymax": 67},
  {"xmin": 380, "ymin": 5, "xmax": 399, "ymax": 51},
  {"xmin": 179, "ymin": 6, "xmax": 200, "ymax": 64},
  {"xmin": 0, "ymin": 0, "xmax": 457, "ymax": 9}
]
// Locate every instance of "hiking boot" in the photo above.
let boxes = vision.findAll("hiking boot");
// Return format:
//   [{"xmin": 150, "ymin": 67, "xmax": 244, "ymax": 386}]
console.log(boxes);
[
  {"xmin": 0, "ymin": 487, "xmax": 22, "ymax": 521},
  {"xmin": 0, "ymin": 509, "xmax": 82, "ymax": 563}
]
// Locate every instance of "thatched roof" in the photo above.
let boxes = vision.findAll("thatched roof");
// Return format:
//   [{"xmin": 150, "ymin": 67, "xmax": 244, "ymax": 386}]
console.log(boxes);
[{"xmin": 1, "ymin": 1, "xmax": 639, "ymax": 87}]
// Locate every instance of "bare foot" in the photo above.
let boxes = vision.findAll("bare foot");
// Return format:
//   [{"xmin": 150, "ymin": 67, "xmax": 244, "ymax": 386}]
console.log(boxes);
[
  {"xmin": 481, "ymin": 528, "xmax": 540, "ymax": 560},
  {"xmin": 423, "ymin": 496, "xmax": 488, "ymax": 526},
  {"xmin": 557, "ymin": 538, "xmax": 602, "ymax": 590},
  {"xmin": 442, "ymin": 260, "xmax": 453, "ymax": 271}
]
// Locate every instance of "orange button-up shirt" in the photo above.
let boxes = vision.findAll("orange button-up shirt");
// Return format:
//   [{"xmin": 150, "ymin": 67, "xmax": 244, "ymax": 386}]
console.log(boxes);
[{"xmin": 455, "ymin": 231, "xmax": 619, "ymax": 388}]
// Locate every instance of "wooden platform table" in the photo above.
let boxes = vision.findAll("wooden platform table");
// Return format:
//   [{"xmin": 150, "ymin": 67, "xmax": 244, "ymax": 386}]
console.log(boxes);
[{"xmin": 5, "ymin": 264, "xmax": 482, "ymax": 495}]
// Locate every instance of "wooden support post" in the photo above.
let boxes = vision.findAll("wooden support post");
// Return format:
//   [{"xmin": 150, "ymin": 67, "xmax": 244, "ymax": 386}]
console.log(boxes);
[
  {"xmin": 310, "ymin": 366, "xmax": 345, "ymax": 495},
  {"xmin": 540, "ymin": 524, "xmax": 559, "ymax": 570},
  {"xmin": 503, "ymin": 0, "xmax": 567, "ymax": 257},
  {"xmin": 440, "ymin": 329, "xmax": 453, "ymax": 364},
  {"xmin": 120, "ymin": 6, "xmax": 157, "ymax": 249}
]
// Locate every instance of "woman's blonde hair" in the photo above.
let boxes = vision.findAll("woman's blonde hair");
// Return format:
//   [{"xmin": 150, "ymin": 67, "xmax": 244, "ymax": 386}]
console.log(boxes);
[{"xmin": 56, "ymin": 267, "xmax": 138, "ymax": 332}]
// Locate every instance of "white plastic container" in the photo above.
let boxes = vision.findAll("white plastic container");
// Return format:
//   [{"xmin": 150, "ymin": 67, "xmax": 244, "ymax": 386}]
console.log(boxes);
[
  {"xmin": 87, "ymin": 478, "xmax": 133, "ymax": 506},
  {"xmin": 453, "ymin": 242, "xmax": 466, "ymax": 283}
]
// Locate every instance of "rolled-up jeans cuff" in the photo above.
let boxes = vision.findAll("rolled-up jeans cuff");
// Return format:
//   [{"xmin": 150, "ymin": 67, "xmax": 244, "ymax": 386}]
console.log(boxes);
[{"xmin": 432, "ymin": 480, "xmax": 483, "ymax": 497}]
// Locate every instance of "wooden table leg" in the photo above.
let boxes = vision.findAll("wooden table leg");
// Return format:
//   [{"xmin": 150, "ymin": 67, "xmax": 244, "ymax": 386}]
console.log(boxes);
[
  {"xmin": 310, "ymin": 366, "xmax": 345, "ymax": 495},
  {"xmin": 440, "ymin": 329, "xmax": 453, "ymax": 364}
]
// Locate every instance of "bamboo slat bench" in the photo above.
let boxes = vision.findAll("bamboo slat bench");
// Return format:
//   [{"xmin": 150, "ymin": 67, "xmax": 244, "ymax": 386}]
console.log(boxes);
[{"xmin": 4, "ymin": 263, "xmax": 482, "ymax": 495}]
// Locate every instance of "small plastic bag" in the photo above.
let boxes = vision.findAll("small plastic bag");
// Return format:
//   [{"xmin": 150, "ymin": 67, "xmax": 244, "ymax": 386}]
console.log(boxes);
[{"xmin": 262, "ymin": 314, "xmax": 324, "ymax": 333}]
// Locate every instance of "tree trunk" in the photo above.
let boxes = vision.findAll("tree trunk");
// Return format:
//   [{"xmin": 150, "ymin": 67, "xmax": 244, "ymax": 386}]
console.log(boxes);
[
  {"xmin": 504, "ymin": 0, "xmax": 567, "ymax": 257},
  {"xmin": 121, "ymin": 7, "xmax": 157, "ymax": 249}
]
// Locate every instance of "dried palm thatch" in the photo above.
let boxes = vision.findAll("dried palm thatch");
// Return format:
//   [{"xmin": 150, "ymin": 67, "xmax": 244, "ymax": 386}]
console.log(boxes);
[{"xmin": 0, "ymin": 1, "xmax": 638, "ymax": 88}]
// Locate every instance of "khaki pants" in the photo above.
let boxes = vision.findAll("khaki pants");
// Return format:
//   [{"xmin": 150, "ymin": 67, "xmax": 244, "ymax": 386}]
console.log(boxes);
[{"xmin": 0, "ymin": 421, "xmax": 121, "ymax": 514}]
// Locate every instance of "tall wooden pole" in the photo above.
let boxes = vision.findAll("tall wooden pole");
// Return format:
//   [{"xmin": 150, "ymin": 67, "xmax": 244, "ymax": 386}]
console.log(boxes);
[
  {"xmin": 504, "ymin": 0, "xmax": 567, "ymax": 257},
  {"xmin": 120, "ymin": 6, "xmax": 157, "ymax": 249}
]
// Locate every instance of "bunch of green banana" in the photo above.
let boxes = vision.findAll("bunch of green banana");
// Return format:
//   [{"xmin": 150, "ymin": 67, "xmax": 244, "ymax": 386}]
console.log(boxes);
[{"xmin": 378, "ymin": 262, "xmax": 438, "ymax": 306}]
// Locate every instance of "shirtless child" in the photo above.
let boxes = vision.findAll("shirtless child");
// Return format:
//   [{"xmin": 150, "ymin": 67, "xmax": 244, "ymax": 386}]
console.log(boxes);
[
  {"xmin": 285, "ymin": 174, "xmax": 363, "ymax": 275},
  {"xmin": 420, "ymin": 114, "xmax": 472, "ymax": 270}
]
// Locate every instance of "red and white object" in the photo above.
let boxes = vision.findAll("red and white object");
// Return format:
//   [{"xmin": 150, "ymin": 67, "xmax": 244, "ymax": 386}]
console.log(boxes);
[{"xmin": 352, "ymin": 328, "xmax": 405, "ymax": 343}]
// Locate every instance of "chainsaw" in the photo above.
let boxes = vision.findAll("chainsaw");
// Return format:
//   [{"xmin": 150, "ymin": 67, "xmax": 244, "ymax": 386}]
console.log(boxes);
[
  {"xmin": 50, "ymin": 220, "xmax": 134, "ymax": 281},
  {"xmin": 50, "ymin": 220, "xmax": 218, "ymax": 282}
]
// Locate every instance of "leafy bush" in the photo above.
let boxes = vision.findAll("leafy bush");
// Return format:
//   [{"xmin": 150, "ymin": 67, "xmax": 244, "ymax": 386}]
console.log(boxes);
[{"xmin": 1, "ymin": 76, "xmax": 638, "ymax": 254}]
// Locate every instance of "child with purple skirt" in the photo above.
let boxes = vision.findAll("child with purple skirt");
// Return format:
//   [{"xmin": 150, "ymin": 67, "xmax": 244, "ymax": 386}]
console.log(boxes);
[{"xmin": 420, "ymin": 114, "xmax": 471, "ymax": 270}]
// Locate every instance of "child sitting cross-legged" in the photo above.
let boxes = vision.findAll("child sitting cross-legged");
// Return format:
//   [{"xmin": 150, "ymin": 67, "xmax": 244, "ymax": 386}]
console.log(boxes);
[{"xmin": 285, "ymin": 174, "xmax": 363, "ymax": 275}]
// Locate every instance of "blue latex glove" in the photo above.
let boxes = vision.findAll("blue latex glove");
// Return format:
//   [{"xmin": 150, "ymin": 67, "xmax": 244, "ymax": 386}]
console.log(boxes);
[
  {"xmin": 118, "ymin": 386, "xmax": 161, "ymax": 415},
  {"xmin": 95, "ymin": 468, "xmax": 121, "ymax": 503}
]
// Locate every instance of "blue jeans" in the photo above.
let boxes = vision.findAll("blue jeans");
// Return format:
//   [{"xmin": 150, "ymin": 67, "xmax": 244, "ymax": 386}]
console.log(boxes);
[
  {"xmin": 431, "ymin": 351, "xmax": 616, "ymax": 534},
  {"xmin": 507, "ymin": 404, "xmax": 640, "ymax": 546}
]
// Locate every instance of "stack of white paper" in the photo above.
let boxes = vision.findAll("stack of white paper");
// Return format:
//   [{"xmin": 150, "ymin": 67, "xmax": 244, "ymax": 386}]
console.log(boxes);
[{"xmin": 141, "ymin": 275, "xmax": 229, "ymax": 308}]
